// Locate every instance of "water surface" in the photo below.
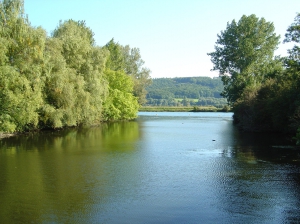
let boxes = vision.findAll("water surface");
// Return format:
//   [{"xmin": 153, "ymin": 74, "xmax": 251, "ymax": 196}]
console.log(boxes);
[{"xmin": 0, "ymin": 112, "xmax": 299, "ymax": 223}]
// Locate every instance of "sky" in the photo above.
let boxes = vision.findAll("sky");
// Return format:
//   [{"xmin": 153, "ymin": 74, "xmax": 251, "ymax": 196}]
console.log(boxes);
[{"xmin": 24, "ymin": 0, "xmax": 300, "ymax": 78}]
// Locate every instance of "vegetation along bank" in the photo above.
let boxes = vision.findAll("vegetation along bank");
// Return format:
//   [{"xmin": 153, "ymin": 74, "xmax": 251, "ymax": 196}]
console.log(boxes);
[
  {"xmin": 1, "ymin": 0, "xmax": 300, "ymax": 144},
  {"xmin": 208, "ymin": 13, "xmax": 300, "ymax": 143},
  {"xmin": 0, "ymin": 0, "xmax": 151, "ymax": 134}
]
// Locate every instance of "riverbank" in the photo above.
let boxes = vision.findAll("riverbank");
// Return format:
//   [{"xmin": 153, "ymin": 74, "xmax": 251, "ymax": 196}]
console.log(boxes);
[
  {"xmin": 139, "ymin": 106, "xmax": 230, "ymax": 112},
  {"xmin": 0, "ymin": 133, "xmax": 15, "ymax": 139},
  {"xmin": 0, "ymin": 106, "xmax": 229, "ymax": 139}
]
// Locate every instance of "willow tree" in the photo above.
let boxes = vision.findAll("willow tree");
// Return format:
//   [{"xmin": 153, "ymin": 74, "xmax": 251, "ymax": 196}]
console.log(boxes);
[
  {"xmin": 208, "ymin": 14, "xmax": 280, "ymax": 105},
  {"xmin": 41, "ymin": 37, "xmax": 85, "ymax": 128},
  {"xmin": 0, "ymin": 0, "xmax": 45, "ymax": 132},
  {"xmin": 42, "ymin": 19, "xmax": 108, "ymax": 128}
]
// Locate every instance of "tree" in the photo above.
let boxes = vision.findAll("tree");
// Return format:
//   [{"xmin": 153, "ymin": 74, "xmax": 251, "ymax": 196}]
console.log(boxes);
[
  {"xmin": 42, "ymin": 19, "xmax": 108, "ymax": 127},
  {"xmin": 283, "ymin": 13, "xmax": 300, "ymax": 142},
  {"xmin": 41, "ymin": 37, "xmax": 86, "ymax": 128},
  {"xmin": 208, "ymin": 14, "xmax": 280, "ymax": 105},
  {"xmin": 122, "ymin": 46, "xmax": 152, "ymax": 105},
  {"xmin": 104, "ymin": 39, "xmax": 152, "ymax": 105},
  {"xmin": 284, "ymin": 13, "xmax": 300, "ymax": 76},
  {"xmin": 0, "ymin": 0, "xmax": 45, "ymax": 132},
  {"xmin": 284, "ymin": 13, "xmax": 300, "ymax": 44},
  {"xmin": 104, "ymin": 39, "xmax": 125, "ymax": 71},
  {"xmin": 102, "ymin": 70, "xmax": 139, "ymax": 121}
]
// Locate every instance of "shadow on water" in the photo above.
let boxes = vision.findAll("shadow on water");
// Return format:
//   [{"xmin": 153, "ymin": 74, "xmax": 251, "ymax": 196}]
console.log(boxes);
[
  {"xmin": 217, "ymin": 128, "xmax": 300, "ymax": 223},
  {"xmin": 0, "ymin": 121, "xmax": 142, "ymax": 223},
  {"xmin": 231, "ymin": 129, "xmax": 300, "ymax": 165}
]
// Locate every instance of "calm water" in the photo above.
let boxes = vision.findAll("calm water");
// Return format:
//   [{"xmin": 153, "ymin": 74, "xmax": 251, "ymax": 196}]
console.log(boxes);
[{"xmin": 0, "ymin": 112, "xmax": 300, "ymax": 223}]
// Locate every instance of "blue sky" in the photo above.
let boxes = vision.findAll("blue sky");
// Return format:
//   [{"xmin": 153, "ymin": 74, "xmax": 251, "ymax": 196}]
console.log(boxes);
[{"xmin": 24, "ymin": 0, "xmax": 300, "ymax": 78}]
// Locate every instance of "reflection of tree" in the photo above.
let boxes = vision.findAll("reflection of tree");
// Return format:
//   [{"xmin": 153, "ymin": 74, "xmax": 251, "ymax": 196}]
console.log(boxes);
[
  {"xmin": 215, "ymin": 131, "xmax": 300, "ymax": 222},
  {"xmin": 231, "ymin": 131, "xmax": 300, "ymax": 164},
  {"xmin": 0, "ymin": 121, "xmax": 141, "ymax": 223}
]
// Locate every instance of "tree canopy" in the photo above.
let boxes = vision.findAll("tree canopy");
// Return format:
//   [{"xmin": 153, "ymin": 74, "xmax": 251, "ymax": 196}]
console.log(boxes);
[
  {"xmin": 104, "ymin": 39, "xmax": 152, "ymax": 105},
  {"xmin": 0, "ymin": 0, "xmax": 151, "ymax": 133},
  {"xmin": 208, "ymin": 14, "xmax": 280, "ymax": 105},
  {"xmin": 0, "ymin": 0, "xmax": 45, "ymax": 132},
  {"xmin": 208, "ymin": 13, "xmax": 300, "ymax": 141}
]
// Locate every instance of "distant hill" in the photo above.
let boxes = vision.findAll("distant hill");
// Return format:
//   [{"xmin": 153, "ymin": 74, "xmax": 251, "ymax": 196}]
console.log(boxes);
[{"xmin": 145, "ymin": 77, "xmax": 227, "ymax": 107}]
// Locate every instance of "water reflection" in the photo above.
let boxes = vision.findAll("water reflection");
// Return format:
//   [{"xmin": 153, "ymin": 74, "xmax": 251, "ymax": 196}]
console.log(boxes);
[
  {"xmin": 215, "ymin": 125, "xmax": 300, "ymax": 223},
  {"xmin": 0, "ymin": 121, "xmax": 141, "ymax": 223},
  {"xmin": 0, "ymin": 113, "xmax": 299, "ymax": 223}
]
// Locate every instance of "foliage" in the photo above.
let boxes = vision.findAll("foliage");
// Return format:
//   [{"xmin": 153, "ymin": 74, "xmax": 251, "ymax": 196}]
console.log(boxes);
[
  {"xmin": 40, "ymin": 19, "xmax": 108, "ymax": 128},
  {"xmin": 145, "ymin": 77, "xmax": 227, "ymax": 107},
  {"xmin": 208, "ymin": 14, "xmax": 281, "ymax": 105},
  {"xmin": 0, "ymin": 0, "xmax": 45, "ymax": 132},
  {"xmin": 104, "ymin": 39, "xmax": 152, "ymax": 105},
  {"xmin": 0, "ymin": 0, "xmax": 150, "ymax": 133},
  {"xmin": 102, "ymin": 70, "xmax": 139, "ymax": 121},
  {"xmin": 210, "ymin": 13, "xmax": 300, "ymax": 141},
  {"xmin": 283, "ymin": 13, "xmax": 300, "ymax": 137}
]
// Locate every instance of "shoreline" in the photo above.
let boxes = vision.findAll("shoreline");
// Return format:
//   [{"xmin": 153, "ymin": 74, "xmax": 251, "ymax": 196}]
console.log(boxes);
[
  {"xmin": 139, "ymin": 106, "xmax": 231, "ymax": 112},
  {"xmin": 0, "ymin": 133, "xmax": 17, "ymax": 139}
]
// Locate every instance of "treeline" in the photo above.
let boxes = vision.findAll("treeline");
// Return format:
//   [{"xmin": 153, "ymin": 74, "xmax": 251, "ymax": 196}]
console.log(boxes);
[
  {"xmin": 208, "ymin": 13, "xmax": 300, "ymax": 142},
  {"xmin": 0, "ymin": 0, "xmax": 151, "ymax": 133},
  {"xmin": 145, "ymin": 77, "xmax": 228, "ymax": 107}
]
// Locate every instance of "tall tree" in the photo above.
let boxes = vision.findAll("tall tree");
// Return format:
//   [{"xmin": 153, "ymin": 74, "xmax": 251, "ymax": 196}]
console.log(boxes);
[
  {"xmin": 45, "ymin": 19, "xmax": 108, "ymax": 127},
  {"xmin": 104, "ymin": 39, "xmax": 125, "ymax": 71},
  {"xmin": 122, "ymin": 46, "xmax": 152, "ymax": 105},
  {"xmin": 284, "ymin": 12, "xmax": 300, "ymax": 76},
  {"xmin": 208, "ymin": 14, "xmax": 280, "ymax": 105},
  {"xmin": 41, "ymin": 37, "xmax": 86, "ymax": 128},
  {"xmin": 0, "ymin": 0, "xmax": 45, "ymax": 132},
  {"xmin": 104, "ymin": 39, "xmax": 152, "ymax": 105},
  {"xmin": 283, "ymin": 13, "xmax": 300, "ymax": 140}
]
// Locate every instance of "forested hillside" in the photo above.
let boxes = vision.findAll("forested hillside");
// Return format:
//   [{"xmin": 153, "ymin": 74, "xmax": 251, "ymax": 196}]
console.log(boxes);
[{"xmin": 145, "ymin": 77, "xmax": 228, "ymax": 107}]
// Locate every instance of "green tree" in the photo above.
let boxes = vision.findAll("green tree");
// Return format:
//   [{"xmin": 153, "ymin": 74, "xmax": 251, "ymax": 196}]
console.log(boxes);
[
  {"xmin": 122, "ymin": 46, "xmax": 152, "ymax": 105},
  {"xmin": 102, "ymin": 70, "xmax": 139, "ymax": 121},
  {"xmin": 46, "ymin": 19, "xmax": 108, "ymax": 127},
  {"xmin": 104, "ymin": 39, "xmax": 152, "ymax": 105},
  {"xmin": 283, "ymin": 13, "xmax": 300, "ymax": 142},
  {"xmin": 284, "ymin": 13, "xmax": 300, "ymax": 77},
  {"xmin": 41, "ymin": 37, "xmax": 86, "ymax": 128},
  {"xmin": 208, "ymin": 14, "xmax": 280, "ymax": 105},
  {"xmin": 104, "ymin": 39, "xmax": 125, "ymax": 71},
  {"xmin": 0, "ymin": 0, "xmax": 45, "ymax": 132}
]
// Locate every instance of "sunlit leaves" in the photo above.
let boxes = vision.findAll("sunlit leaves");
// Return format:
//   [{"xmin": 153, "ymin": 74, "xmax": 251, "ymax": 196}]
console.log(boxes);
[
  {"xmin": 104, "ymin": 39, "xmax": 152, "ymax": 105},
  {"xmin": 284, "ymin": 13, "xmax": 300, "ymax": 43},
  {"xmin": 42, "ymin": 20, "xmax": 108, "ymax": 128},
  {"xmin": 0, "ymin": 0, "xmax": 149, "ymax": 133},
  {"xmin": 208, "ymin": 14, "xmax": 280, "ymax": 105},
  {"xmin": 0, "ymin": 66, "xmax": 42, "ymax": 132},
  {"xmin": 0, "ymin": 0, "xmax": 45, "ymax": 132},
  {"xmin": 102, "ymin": 70, "xmax": 139, "ymax": 121}
]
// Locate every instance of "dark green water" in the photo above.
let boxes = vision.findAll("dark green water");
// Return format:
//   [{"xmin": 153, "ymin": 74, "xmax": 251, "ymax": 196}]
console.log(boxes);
[{"xmin": 0, "ymin": 112, "xmax": 300, "ymax": 223}]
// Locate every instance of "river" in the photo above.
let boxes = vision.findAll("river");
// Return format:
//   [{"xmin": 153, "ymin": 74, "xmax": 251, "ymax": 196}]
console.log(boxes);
[{"xmin": 0, "ymin": 112, "xmax": 299, "ymax": 223}]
